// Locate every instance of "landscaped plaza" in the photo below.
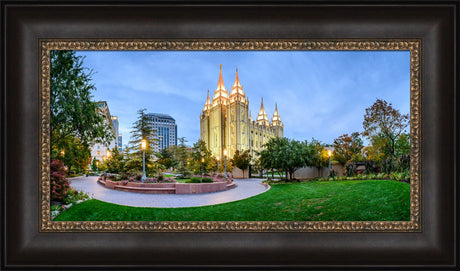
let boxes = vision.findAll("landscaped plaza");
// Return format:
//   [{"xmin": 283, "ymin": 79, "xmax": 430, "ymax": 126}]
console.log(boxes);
[{"xmin": 50, "ymin": 50, "xmax": 411, "ymax": 222}]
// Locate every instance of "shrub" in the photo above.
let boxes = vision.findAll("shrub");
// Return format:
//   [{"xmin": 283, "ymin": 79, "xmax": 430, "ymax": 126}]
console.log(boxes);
[
  {"xmin": 176, "ymin": 171, "xmax": 192, "ymax": 179},
  {"xmin": 381, "ymin": 158, "xmax": 394, "ymax": 174},
  {"xmin": 202, "ymin": 177, "xmax": 213, "ymax": 183},
  {"xmin": 328, "ymin": 170, "xmax": 337, "ymax": 178},
  {"xmin": 186, "ymin": 177, "xmax": 214, "ymax": 183},
  {"xmin": 157, "ymin": 173, "xmax": 164, "ymax": 182},
  {"xmin": 395, "ymin": 154, "xmax": 410, "ymax": 172},
  {"xmin": 50, "ymin": 160, "xmax": 69, "ymax": 202},
  {"xmin": 345, "ymin": 162, "xmax": 357, "ymax": 177}
]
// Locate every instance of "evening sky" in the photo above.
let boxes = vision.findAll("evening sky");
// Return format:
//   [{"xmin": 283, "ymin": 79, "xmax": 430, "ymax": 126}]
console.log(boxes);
[{"xmin": 76, "ymin": 50, "xmax": 410, "ymax": 148}]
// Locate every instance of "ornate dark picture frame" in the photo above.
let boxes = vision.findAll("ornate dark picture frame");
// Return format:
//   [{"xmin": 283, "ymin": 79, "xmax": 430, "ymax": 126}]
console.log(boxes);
[
  {"xmin": 40, "ymin": 39, "xmax": 421, "ymax": 233},
  {"xmin": 2, "ymin": 1, "xmax": 456, "ymax": 269}
]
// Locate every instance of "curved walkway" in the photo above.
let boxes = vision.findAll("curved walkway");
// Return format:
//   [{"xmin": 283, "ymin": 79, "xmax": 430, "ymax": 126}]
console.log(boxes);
[{"xmin": 69, "ymin": 176, "xmax": 269, "ymax": 208}]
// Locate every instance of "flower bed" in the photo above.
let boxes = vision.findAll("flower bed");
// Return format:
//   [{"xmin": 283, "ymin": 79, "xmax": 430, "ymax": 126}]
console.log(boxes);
[{"xmin": 98, "ymin": 175, "xmax": 235, "ymax": 194}]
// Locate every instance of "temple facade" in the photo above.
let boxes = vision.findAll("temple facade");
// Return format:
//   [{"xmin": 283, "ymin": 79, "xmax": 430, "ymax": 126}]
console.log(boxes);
[{"xmin": 200, "ymin": 65, "xmax": 283, "ymax": 160}]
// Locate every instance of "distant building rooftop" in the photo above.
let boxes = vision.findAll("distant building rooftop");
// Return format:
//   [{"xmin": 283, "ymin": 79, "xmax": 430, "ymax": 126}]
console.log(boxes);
[{"xmin": 147, "ymin": 113, "xmax": 176, "ymax": 121}]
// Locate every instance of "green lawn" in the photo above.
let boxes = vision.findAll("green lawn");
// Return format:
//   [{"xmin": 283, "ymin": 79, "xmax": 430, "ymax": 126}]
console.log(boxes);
[{"xmin": 54, "ymin": 180, "xmax": 410, "ymax": 221}]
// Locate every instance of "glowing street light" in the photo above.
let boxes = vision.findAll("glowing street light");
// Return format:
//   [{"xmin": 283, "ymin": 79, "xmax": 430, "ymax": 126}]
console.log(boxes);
[
  {"xmin": 107, "ymin": 149, "xmax": 111, "ymax": 158},
  {"xmin": 60, "ymin": 150, "xmax": 65, "ymax": 156},
  {"xmin": 224, "ymin": 149, "xmax": 228, "ymax": 178},
  {"xmin": 141, "ymin": 139, "xmax": 147, "ymax": 182},
  {"xmin": 328, "ymin": 149, "xmax": 332, "ymax": 170}
]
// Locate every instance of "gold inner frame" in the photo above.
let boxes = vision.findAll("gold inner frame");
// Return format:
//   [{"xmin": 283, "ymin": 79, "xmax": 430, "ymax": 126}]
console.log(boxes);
[{"xmin": 39, "ymin": 39, "xmax": 421, "ymax": 232}]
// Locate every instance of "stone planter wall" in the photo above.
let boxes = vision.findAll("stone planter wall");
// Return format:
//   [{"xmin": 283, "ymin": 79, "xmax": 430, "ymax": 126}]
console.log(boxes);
[{"xmin": 98, "ymin": 179, "xmax": 235, "ymax": 194}]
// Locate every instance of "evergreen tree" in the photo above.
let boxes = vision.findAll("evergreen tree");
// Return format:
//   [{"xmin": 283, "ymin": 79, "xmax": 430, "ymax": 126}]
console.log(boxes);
[
  {"xmin": 125, "ymin": 109, "xmax": 158, "ymax": 174},
  {"xmin": 175, "ymin": 137, "xmax": 190, "ymax": 175}
]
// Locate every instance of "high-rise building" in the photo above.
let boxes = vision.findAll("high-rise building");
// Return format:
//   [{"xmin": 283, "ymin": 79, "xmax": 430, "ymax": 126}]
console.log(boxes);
[
  {"xmin": 117, "ymin": 134, "xmax": 122, "ymax": 152},
  {"xmin": 111, "ymin": 116, "xmax": 123, "ymax": 152},
  {"xmin": 147, "ymin": 113, "xmax": 178, "ymax": 152},
  {"xmin": 90, "ymin": 101, "xmax": 117, "ymax": 164},
  {"xmin": 111, "ymin": 116, "xmax": 120, "ymax": 147},
  {"xmin": 200, "ymin": 65, "xmax": 283, "ymax": 159}
]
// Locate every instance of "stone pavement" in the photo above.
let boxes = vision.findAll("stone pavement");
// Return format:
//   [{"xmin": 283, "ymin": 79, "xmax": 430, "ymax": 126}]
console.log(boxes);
[{"xmin": 69, "ymin": 176, "xmax": 269, "ymax": 208}]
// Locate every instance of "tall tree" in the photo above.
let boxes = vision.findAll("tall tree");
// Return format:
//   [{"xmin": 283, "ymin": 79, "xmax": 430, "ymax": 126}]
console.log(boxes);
[
  {"xmin": 175, "ymin": 137, "xmax": 190, "ymax": 175},
  {"xmin": 362, "ymin": 99, "xmax": 409, "ymax": 167},
  {"xmin": 125, "ymin": 109, "xmax": 158, "ymax": 173},
  {"xmin": 332, "ymin": 132, "xmax": 364, "ymax": 166},
  {"xmin": 50, "ymin": 50, "xmax": 114, "ymax": 153},
  {"xmin": 231, "ymin": 150, "xmax": 251, "ymax": 178}
]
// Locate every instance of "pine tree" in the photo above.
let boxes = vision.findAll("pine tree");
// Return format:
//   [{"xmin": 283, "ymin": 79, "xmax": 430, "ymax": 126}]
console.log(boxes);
[{"xmin": 125, "ymin": 109, "xmax": 158, "ymax": 174}]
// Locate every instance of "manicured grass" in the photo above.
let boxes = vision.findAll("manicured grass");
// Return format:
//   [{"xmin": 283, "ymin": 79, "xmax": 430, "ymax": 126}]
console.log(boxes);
[{"xmin": 54, "ymin": 180, "xmax": 410, "ymax": 221}]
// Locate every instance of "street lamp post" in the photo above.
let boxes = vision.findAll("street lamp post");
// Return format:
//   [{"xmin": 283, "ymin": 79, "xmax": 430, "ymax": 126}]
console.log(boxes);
[
  {"xmin": 141, "ymin": 139, "xmax": 147, "ymax": 182},
  {"xmin": 201, "ymin": 157, "xmax": 204, "ymax": 182},
  {"xmin": 102, "ymin": 155, "xmax": 107, "ymax": 176},
  {"xmin": 216, "ymin": 156, "xmax": 220, "ymax": 174},
  {"xmin": 224, "ymin": 149, "xmax": 228, "ymax": 178},
  {"xmin": 328, "ymin": 150, "xmax": 332, "ymax": 170}
]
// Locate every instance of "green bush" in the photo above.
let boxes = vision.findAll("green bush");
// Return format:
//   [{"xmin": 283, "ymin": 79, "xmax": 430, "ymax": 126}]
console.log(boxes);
[
  {"xmin": 328, "ymin": 170, "xmax": 337, "ymax": 178},
  {"xmin": 186, "ymin": 177, "xmax": 214, "ymax": 183},
  {"xmin": 345, "ymin": 163, "xmax": 356, "ymax": 177},
  {"xmin": 157, "ymin": 173, "xmax": 164, "ymax": 181},
  {"xmin": 176, "ymin": 171, "xmax": 192, "ymax": 179},
  {"xmin": 62, "ymin": 187, "xmax": 90, "ymax": 205}
]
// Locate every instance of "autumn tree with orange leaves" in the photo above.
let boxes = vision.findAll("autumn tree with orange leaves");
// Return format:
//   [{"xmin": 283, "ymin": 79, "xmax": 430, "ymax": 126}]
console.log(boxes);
[{"xmin": 332, "ymin": 132, "xmax": 364, "ymax": 166}]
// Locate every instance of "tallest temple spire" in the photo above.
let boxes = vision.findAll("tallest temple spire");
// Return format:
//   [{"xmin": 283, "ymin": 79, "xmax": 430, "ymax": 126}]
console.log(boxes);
[
  {"xmin": 213, "ymin": 64, "xmax": 228, "ymax": 103},
  {"xmin": 216, "ymin": 64, "xmax": 225, "ymax": 91}
]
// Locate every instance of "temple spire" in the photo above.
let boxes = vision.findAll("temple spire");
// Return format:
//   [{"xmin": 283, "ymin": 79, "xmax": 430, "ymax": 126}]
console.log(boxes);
[
  {"xmin": 203, "ymin": 90, "xmax": 211, "ymax": 111},
  {"xmin": 213, "ymin": 64, "xmax": 228, "ymax": 103},
  {"xmin": 230, "ymin": 67, "xmax": 245, "ymax": 98},
  {"xmin": 272, "ymin": 103, "xmax": 283, "ymax": 126},
  {"xmin": 257, "ymin": 97, "xmax": 269, "ymax": 126},
  {"xmin": 216, "ymin": 64, "xmax": 225, "ymax": 91}
]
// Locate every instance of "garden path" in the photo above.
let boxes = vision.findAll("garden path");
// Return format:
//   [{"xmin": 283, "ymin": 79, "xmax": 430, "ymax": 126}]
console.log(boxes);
[{"xmin": 69, "ymin": 176, "xmax": 269, "ymax": 208}]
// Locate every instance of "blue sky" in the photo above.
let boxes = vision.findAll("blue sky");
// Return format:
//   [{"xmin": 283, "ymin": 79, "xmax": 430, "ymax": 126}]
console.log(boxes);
[{"xmin": 76, "ymin": 50, "xmax": 410, "ymax": 147}]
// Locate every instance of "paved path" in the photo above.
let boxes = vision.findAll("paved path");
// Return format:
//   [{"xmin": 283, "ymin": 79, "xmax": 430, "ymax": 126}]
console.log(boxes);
[{"xmin": 69, "ymin": 176, "xmax": 269, "ymax": 208}]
